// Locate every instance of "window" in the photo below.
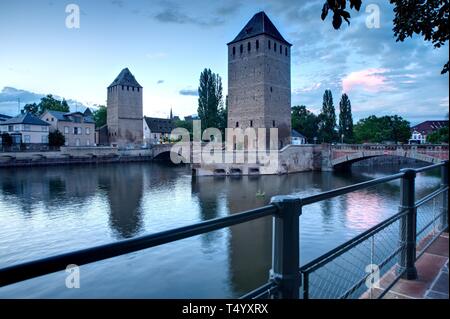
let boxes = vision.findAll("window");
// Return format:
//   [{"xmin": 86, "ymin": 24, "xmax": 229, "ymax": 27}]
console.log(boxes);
[
  {"xmin": 274, "ymin": 42, "xmax": 277, "ymax": 52},
  {"xmin": 41, "ymin": 135, "xmax": 48, "ymax": 144},
  {"xmin": 268, "ymin": 40, "xmax": 271, "ymax": 49},
  {"xmin": 240, "ymin": 44, "xmax": 243, "ymax": 54},
  {"xmin": 86, "ymin": 139, "xmax": 90, "ymax": 146},
  {"xmin": 14, "ymin": 125, "xmax": 20, "ymax": 132},
  {"xmin": 75, "ymin": 138, "xmax": 80, "ymax": 146},
  {"xmin": 270, "ymin": 86, "xmax": 273, "ymax": 92},
  {"xmin": 236, "ymin": 121, "xmax": 239, "ymax": 128},
  {"xmin": 86, "ymin": 127, "xmax": 90, "ymax": 135},
  {"xmin": 132, "ymin": 87, "xmax": 134, "ymax": 91},
  {"xmin": 24, "ymin": 135, "xmax": 31, "ymax": 143},
  {"xmin": 64, "ymin": 126, "xmax": 69, "ymax": 134},
  {"xmin": 233, "ymin": 46, "xmax": 236, "ymax": 55},
  {"xmin": 248, "ymin": 42, "xmax": 251, "ymax": 52},
  {"xmin": 256, "ymin": 40, "xmax": 259, "ymax": 49},
  {"xmin": 65, "ymin": 141, "xmax": 68, "ymax": 146},
  {"xmin": 250, "ymin": 120, "xmax": 253, "ymax": 127},
  {"xmin": 272, "ymin": 120, "xmax": 276, "ymax": 127},
  {"xmin": 46, "ymin": 118, "xmax": 49, "ymax": 121},
  {"xmin": 137, "ymin": 87, "xmax": 140, "ymax": 92},
  {"xmin": 127, "ymin": 86, "xmax": 129, "ymax": 91},
  {"xmin": 24, "ymin": 125, "xmax": 30, "ymax": 131},
  {"xmin": 41, "ymin": 126, "xmax": 48, "ymax": 132},
  {"xmin": 285, "ymin": 47, "xmax": 288, "ymax": 56},
  {"xmin": 122, "ymin": 85, "xmax": 124, "ymax": 90},
  {"xmin": 51, "ymin": 118, "xmax": 54, "ymax": 121}
]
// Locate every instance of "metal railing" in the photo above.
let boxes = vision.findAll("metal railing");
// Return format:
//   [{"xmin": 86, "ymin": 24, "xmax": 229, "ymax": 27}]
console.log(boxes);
[{"xmin": 0, "ymin": 161, "xmax": 448, "ymax": 299}]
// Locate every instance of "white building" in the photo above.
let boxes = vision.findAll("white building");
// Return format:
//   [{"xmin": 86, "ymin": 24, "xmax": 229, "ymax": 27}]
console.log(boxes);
[
  {"xmin": 143, "ymin": 116, "xmax": 175, "ymax": 145},
  {"xmin": 291, "ymin": 129, "xmax": 307, "ymax": 145},
  {"xmin": 0, "ymin": 112, "xmax": 50, "ymax": 145}
]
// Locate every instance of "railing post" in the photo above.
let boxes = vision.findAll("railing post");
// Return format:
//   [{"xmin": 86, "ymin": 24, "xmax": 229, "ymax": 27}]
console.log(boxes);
[
  {"xmin": 398, "ymin": 168, "xmax": 418, "ymax": 280},
  {"xmin": 269, "ymin": 195, "xmax": 302, "ymax": 299},
  {"xmin": 441, "ymin": 161, "xmax": 448, "ymax": 231}
]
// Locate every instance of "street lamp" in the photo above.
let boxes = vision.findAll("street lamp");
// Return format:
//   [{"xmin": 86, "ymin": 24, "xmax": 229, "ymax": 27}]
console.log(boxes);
[{"xmin": 313, "ymin": 137, "xmax": 318, "ymax": 145}]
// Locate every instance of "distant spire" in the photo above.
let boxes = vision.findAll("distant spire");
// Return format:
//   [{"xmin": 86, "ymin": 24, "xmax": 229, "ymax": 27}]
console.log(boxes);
[{"xmin": 170, "ymin": 108, "xmax": 173, "ymax": 120}]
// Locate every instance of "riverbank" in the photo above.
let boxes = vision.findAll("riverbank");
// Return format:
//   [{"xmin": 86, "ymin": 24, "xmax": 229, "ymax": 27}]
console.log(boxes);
[{"xmin": 0, "ymin": 146, "xmax": 153, "ymax": 168}]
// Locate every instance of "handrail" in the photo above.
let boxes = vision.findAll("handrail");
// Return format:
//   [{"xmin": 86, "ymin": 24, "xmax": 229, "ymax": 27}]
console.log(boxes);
[{"xmin": 0, "ymin": 205, "xmax": 277, "ymax": 287}]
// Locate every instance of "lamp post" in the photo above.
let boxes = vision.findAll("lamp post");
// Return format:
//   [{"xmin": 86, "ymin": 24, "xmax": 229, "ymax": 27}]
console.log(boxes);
[{"xmin": 313, "ymin": 137, "xmax": 317, "ymax": 145}]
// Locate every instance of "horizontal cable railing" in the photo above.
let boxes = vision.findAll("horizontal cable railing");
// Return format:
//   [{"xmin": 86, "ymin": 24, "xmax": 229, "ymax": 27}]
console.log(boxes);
[{"xmin": 0, "ymin": 160, "xmax": 448, "ymax": 299}]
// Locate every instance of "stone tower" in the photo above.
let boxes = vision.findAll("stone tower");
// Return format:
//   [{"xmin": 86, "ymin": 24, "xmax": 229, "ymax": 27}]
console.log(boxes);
[
  {"xmin": 107, "ymin": 68, "xmax": 143, "ymax": 148},
  {"xmin": 227, "ymin": 11, "xmax": 292, "ymax": 149}
]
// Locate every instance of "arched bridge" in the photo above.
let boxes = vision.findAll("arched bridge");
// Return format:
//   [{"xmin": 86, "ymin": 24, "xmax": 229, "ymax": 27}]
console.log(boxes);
[{"xmin": 329, "ymin": 144, "xmax": 449, "ymax": 169}]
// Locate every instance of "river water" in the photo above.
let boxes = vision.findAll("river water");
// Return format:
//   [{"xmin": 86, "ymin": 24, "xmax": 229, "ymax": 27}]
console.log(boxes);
[{"xmin": 0, "ymin": 161, "xmax": 441, "ymax": 298}]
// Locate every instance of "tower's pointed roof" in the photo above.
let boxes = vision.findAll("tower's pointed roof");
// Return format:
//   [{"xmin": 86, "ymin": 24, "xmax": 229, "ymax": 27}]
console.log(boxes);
[
  {"xmin": 108, "ymin": 68, "xmax": 142, "ymax": 88},
  {"xmin": 228, "ymin": 11, "xmax": 291, "ymax": 46}
]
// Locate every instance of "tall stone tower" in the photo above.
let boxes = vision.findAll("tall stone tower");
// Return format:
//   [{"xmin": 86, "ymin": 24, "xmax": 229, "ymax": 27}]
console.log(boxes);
[
  {"xmin": 227, "ymin": 11, "xmax": 292, "ymax": 149},
  {"xmin": 107, "ymin": 68, "xmax": 143, "ymax": 148}
]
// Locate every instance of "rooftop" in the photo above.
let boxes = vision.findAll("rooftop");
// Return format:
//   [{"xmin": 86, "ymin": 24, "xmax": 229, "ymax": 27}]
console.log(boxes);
[
  {"xmin": 44, "ymin": 110, "xmax": 95, "ymax": 124},
  {"xmin": 144, "ymin": 116, "xmax": 174, "ymax": 134},
  {"xmin": 108, "ymin": 68, "xmax": 142, "ymax": 89},
  {"xmin": 1, "ymin": 112, "xmax": 50, "ymax": 126},
  {"xmin": 228, "ymin": 11, "xmax": 291, "ymax": 46}
]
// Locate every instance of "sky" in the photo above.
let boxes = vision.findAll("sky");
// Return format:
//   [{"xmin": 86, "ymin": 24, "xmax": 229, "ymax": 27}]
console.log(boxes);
[{"xmin": 0, "ymin": 0, "xmax": 448, "ymax": 125}]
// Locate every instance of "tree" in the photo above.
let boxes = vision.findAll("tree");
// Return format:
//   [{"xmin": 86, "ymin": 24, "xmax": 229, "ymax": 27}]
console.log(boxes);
[
  {"xmin": 1, "ymin": 133, "xmax": 12, "ymax": 147},
  {"xmin": 197, "ymin": 68, "xmax": 223, "ymax": 130},
  {"xmin": 354, "ymin": 115, "xmax": 410, "ymax": 143},
  {"xmin": 93, "ymin": 105, "xmax": 107, "ymax": 128},
  {"xmin": 318, "ymin": 90, "xmax": 337, "ymax": 143},
  {"xmin": 427, "ymin": 126, "xmax": 449, "ymax": 144},
  {"xmin": 23, "ymin": 103, "xmax": 39, "ymax": 115},
  {"xmin": 320, "ymin": 0, "xmax": 449, "ymax": 74},
  {"xmin": 38, "ymin": 95, "xmax": 70, "ymax": 114},
  {"xmin": 48, "ymin": 130, "xmax": 65, "ymax": 148},
  {"xmin": 291, "ymin": 105, "xmax": 319, "ymax": 142},
  {"xmin": 338, "ymin": 93, "xmax": 354, "ymax": 143}
]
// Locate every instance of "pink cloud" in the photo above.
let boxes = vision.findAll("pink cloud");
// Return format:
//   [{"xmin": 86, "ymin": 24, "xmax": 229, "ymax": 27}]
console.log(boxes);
[{"xmin": 342, "ymin": 68, "xmax": 393, "ymax": 93}]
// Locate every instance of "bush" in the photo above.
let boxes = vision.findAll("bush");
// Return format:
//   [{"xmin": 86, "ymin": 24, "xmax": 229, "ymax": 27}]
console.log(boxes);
[{"xmin": 48, "ymin": 130, "xmax": 65, "ymax": 147}]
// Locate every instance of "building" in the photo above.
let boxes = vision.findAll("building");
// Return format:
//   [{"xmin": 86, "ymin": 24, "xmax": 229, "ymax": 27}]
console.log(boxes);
[
  {"xmin": 143, "ymin": 116, "xmax": 175, "ymax": 145},
  {"xmin": 409, "ymin": 120, "xmax": 448, "ymax": 144},
  {"xmin": 227, "ymin": 11, "xmax": 292, "ymax": 149},
  {"xmin": 291, "ymin": 130, "xmax": 306, "ymax": 145},
  {"xmin": 0, "ymin": 114, "xmax": 12, "ymax": 122},
  {"xmin": 41, "ymin": 109, "xmax": 95, "ymax": 146},
  {"xmin": 0, "ymin": 112, "xmax": 50, "ymax": 145},
  {"xmin": 107, "ymin": 68, "xmax": 143, "ymax": 148}
]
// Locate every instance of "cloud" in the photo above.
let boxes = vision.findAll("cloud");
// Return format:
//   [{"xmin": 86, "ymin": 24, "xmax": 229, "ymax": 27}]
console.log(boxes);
[
  {"xmin": 157, "ymin": 80, "xmax": 164, "ymax": 84},
  {"xmin": 146, "ymin": 52, "xmax": 167, "ymax": 59},
  {"xmin": 179, "ymin": 89, "xmax": 198, "ymax": 96},
  {"xmin": 154, "ymin": 7, "xmax": 224, "ymax": 27},
  {"xmin": 342, "ymin": 68, "xmax": 393, "ymax": 93},
  {"xmin": 0, "ymin": 87, "xmax": 89, "ymax": 116},
  {"xmin": 110, "ymin": 0, "xmax": 124, "ymax": 8},
  {"xmin": 293, "ymin": 83, "xmax": 321, "ymax": 94}
]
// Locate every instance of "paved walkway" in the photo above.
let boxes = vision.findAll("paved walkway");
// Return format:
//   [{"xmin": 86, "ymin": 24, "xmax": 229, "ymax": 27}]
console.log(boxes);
[{"xmin": 383, "ymin": 233, "xmax": 449, "ymax": 299}]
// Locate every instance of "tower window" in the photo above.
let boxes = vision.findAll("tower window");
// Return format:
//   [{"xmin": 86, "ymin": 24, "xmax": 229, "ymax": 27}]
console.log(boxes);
[
  {"xmin": 247, "ymin": 42, "xmax": 251, "ymax": 52},
  {"xmin": 268, "ymin": 40, "xmax": 271, "ymax": 50},
  {"xmin": 137, "ymin": 87, "xmax": 140, "ymax": 92},
  {"xmin": 270, "ymin": 86, "xmax": 273, "ymax": 92},
  {"xmin": 273, "ymin": 120, "xmax": 276, "ymax": 127},
  {"xmin": 127, "ymin": 86, "xmax": 129, "ymax": 91},
  {"xmin": 256, "ymin": 40, "xmax": 259, "ymax": 50},
  {"xmin": 233, "ymin": 46, "xmax": 236, "ymax": 56},
  {"xmin": 274, "ymin": 42, "xmax": 277, "ymax": 52},
  {"xmin": 132, "ymin": 87, "xmax": 134, "ymax": 91},
  {"xmin": 122, "ymin": 85, "xmax": 124, "ymax": 90},
  {"xmin": 285, "ymin": 47, "xmax": 288, "ymax": 56},
  {"xmin": 236, "ymin": 121, "xmax": 239, "ymax": 128},
  {"xmin": 240, "ymin": 44, "xmax": 243, "ymax": 54},
  {"xmin": 250, "ymin": 120, "xmax": 253, "ymax": 127}
]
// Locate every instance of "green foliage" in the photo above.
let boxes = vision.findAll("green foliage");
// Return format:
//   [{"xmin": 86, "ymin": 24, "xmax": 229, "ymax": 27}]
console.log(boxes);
[
  {"xmin": 318, "ymin": 90, "xmax": 337, "ymax": 143},
  {"xmin": 354, "ymin": 115, "xmax": 410, "ymax": 144},
  {"xmin": 1, "ymin": 133, "xmax": 13, "ymax": 147},
  {"xmin": 321, "ymin": 0, "xmax": 448, "ymax": 74},
  {"xmin": 174, "ymin": 119, "xmax": 193, "ymax": 136},
  {"xmin": 338, "ymin": 93, "xmax": 354, "ymax": 143},
  {"xmin": 23, "ymin": 95, "xmax": 70, "ymax": 115},
  {"xmin": 48, "ymin": 130, "xmax": 66, "ymax": 147},
  {"xmin": 291, "ymin": 105, "xmax": 318, "ymax": 142},
  {"xmin": 427, "ymin": 126, "xmax": 449, "ymax": 144},
  {"xmin": 93, "ymin": 105, "xmax": 107, "ymax": 128},
  {"xmin": 23, "ymin": 103, "xmax": 39, "ymax": 115},
  {"xmin": 197, "ymin": 68, "xmax": 224, "ymax": 130}
]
